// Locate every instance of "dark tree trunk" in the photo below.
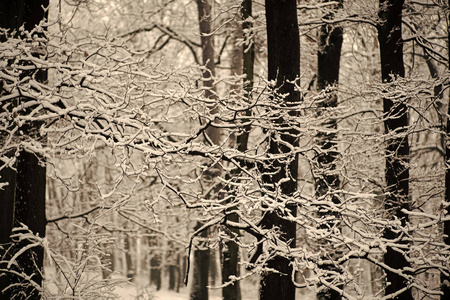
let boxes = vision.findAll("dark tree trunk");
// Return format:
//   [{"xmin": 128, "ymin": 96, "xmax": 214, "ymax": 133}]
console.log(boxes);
[
  {"xmin": 167, "ymin": 241, "xmax": 177, "ymax": 291},
  {"xmin": 220, "ymin": 238, "xmax": 240, "ymax": 300},
  {"xmin": 190, "ymin": 222, "xmax": 210, "ymax": 300},
  {"xmin": 148, "ymin": 236, "xmax": 161, "ymax": 289},
  {"xmin": 179, "ymin": 253, "xmax": 185, "ymax": 293},
  {"xmin": 13, "ymin": 151, "xmax": 47, "ymax": 295},
  {"xmin": 442, "ymin": 2, "xmax": 450, "ymax": 298},
  {"xmin": 236, "ymin": 0, "xmax": 254, "ymax": 153},
  {"xmin": 259, "ymin": 1, "xmax": 300, "ymax": 300},
  {"xmin": 125, "ymin": 236, "xmax": 134, "ymax": 279},
  {"xmin": 190, "ymin": 1, "xmax": 221, "ymax": 299},
  {"xmin": 209, "ymin": 249, "xmax": 216, "ymax": 286},
  {"xmin": 442, "ymin": 119, "xmax": 450, "ymax": 297},
  {"xmin": 220, "ymin": 2, "xmax": 254, "ymax": 300},
  {"xmin": 241, "ymin": 0, "xmax": 254, "ymax": 105},
  {"xmin": 442, "ymin": 75, "xmax": 450, "ymax": 300},
  {"xmin": 150, "ymin": 256, "xmax": 161, "ymax": 290},
  {"xmin": 169, "ymin": 263, "xmax": 176, "ymax": 291},
  {"xmin": 196, "ymin": 0, "xmax": 218, "ymax": 113},
  {"xmin": 0, "ymin": 167, "xmax": 16, "ymax": 244},
  {"xmin": 377, "ymin": 1, "xmax": 413, "ymax": 299},
  {"xmin": 315, "ymin": 2, "xmax": 344, "ymax": 300},
  {"xmin": 0, "ymin": 1, "xmax": 48, "ymax": 299}
]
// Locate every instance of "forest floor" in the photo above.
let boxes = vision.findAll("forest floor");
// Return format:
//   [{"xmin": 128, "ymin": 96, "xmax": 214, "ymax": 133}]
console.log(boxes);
[
  {"xmin": 115, "ymin": 281, "xmax": 258, "ymax": 300},
  {"xmin": 113, "ymin": 272, "xmax": 262, "ymax": 300},
  {"xmin": 114, "ymin": 280, "xmax": 315, "ymax": 300},
  {"xmin": 115, "ymin": 285, "xmax": 227, "ymax": 300},
  {"xmin": 44, "ymin": 266, "xmax": 315, "ymax": 299}
]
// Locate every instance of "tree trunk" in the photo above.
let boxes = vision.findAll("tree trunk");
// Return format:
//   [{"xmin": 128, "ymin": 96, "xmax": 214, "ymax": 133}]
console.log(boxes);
[
  {"xmin": 0, "ymin": 167, "xmax": 16, "ymax": 243},
  {"xmin": 377, "ymin": 1, "xmax": 413, "ymax": 299},
  {"xmin": 196, "ymin": 0, "xmax": 218, "ymax": 115},
  {"xmin": 209, "ymin": 249, "xmax": 216, "ymax": 286},
  {"xmin": 149, "ymin": 236, "xmax": 161, "ymax": 290},
  {"xmin": 442, "ymin": 133, "xmax": 450, "ymax": 292},
  {"xmin": 315, "ymin": 1, "xmax": 344, "ymax": 300},
  {"xmin": 259, "ymin": 1, "xmax": 300, "ymax": 300},
  {"xmin": 169, "ymin": 263, "xmax": 176, "ymax": 291},
  {"xmin": 167, "ymin": 240, "xmax": 177, "ymax": 291},
  {"xmin": 125, "ymin": 236, "xmax": 135, "ymax": 279},
  {"xmin": 150, "ymin": 256, "xmax": 162, "ymax": 290},
  {"xmin": 220, "ymin": 1, "xmax": 254, "ymax": 299},
  {"xmin": 442, "ymin": 1, "xmax": 450, "ymax": 298},
  {"xmin": 190, "ymin": 222, "xmax": 210, "ymax": 300},
  {"xmin": 101, "ymin": 245, "xmax": 113, "ymax": 279},
  {"xmin": 190, "ymin": 1, "xmax": 221, "ymax": 299},
  {"xmin": 179, "ymin": 252, "xmax": 185, "ymax": 293},
  {"xmin": 0, "ymin": 1, "xmax": 48, "ymax": 298}
]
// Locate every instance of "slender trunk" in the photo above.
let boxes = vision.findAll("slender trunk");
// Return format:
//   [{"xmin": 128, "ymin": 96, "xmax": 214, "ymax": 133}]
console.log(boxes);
[
  {"xmin": 167, "ymin": 241, "xmax": 177, "ymax": 291},
  {"xmin": 315, "ymin": 1, "xmax": 344, "ymax": 300},
  {"xmin": 197, "ymin": 0, "xmax": 218, "ymax": 114},
  {"xmin": 220, "ymin": 1, "xmax": 254, "ymax": 299},
  {"xmin": 149, "ymin": 236, "xmax": 161, "ymax": 290},
  {"xmin": 112, "ymin": 213, "xmax": 120, "ymax": 273},
  {"xmin": 179, "ymin": 252, "xmax": 185, "ymax": 293},
  {"xmin": 190, "ymin": 222, "xmax": 210, "ymax": 300},
  {"xmin": 377, "ymin": 1, "xmax": 413, "ymax": 299},
  {"xmin": 0, "ymin": 166, "xmax": 16, "ymax": 243},
  {"xmin": 220, "ymin": 17, "xmax": 242, "ymax": 300},
  {"xmin": 209, "ymin": 249, "xmax": 216, "ymax": 286},
  {"xmin": 0, "ymin": 1, "xmax": 48, "ymax": 298},
  {"xmin": 169, "ymin": 263, "xmax": 176, "ymax": 291},
  {"xmin": 150, "ymin": 256, "xmax": 162, "ymax": 290},
  {"xmin": 125, "ymin": 236, "xmax": 134, "ymax": 279},
  {"xmin": 259, "ymin": 1, "xmax": 300, "ymax": 300},
  {"xmin": 442, "ymin": 78, "xmax": 450, "ymax": 300},
  {"xmin": 101, "ymin": 245, "xmax": 113, "ymax": 279},
  {"xmin": 0, "ymin": 165, "xmax": 15, "ymax": 298},
  {"xmin": 442, "ymin": 2, "xmax": 450, "ymax": 298},
  {"xmin": 241, "ymin": 0, "xmax": 254, "ymax": 107},
  {"xmin": 136, "ymin": 232, "xmax": 142, "ymax": 277},
  {"xmin": 191, "ymin": 1, "xmax": 220, "ymax": 299}
]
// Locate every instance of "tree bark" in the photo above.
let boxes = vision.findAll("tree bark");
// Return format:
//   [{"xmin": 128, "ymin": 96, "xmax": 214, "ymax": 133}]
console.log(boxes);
[
  {"xmin": 125, "ymin": 236, "xmax": 135, "ymax": 279},
  {"xmin": 148, "ymin": 236, "xmax": 161, "ymax": 289},
  {"xmin": 377, "ymin": 1, "xmax": 413, "ymax": 299},
  {"xmin": 150, "ymin": 256, "xmax": 162, "ymax": 290},
  {"xmin": 179, "ymin": 252, "xmax": 185, "ymax": 293},
  {"xmin": 442, "ymin": 75, "xmax": 450, "ymax": 300},
  {"xmin": 169, "ymin": 263, "xmax": 176, "ymax": 291},
  {"xmin": 0, "ymin": 167, "xmax": 15, "ymax": 244},
  {"xmin": 167, "ymin": 241, "xmax": 178, "ymax": 291},
  {"xmin": 0, "ymin": 1, "xmax": 48, "ymax": 298},
  {"xmin": 190, "ymin": 222, "xmax": 210, "ymax": 300},
  {"xmin": 220, "ymin": 1, "xmax": 254, "ymax": 299},
  {"xmin": 209, "ymin": 249, "xmax": 216, "ymax": 286},
  {"xmin": 221, "ymin": 15, "xmax": 243, "ymax": 300},
  {"xmin": 259, "ymin": 1, "xmax": 300, "ymax": 300},
  {"xmin": 190, "ymin": 1, "xmax": 220, "ymax": 299},
  {"xmin": 442, "ymin": 1, "xmax": 450, "ymax": 298},
  {"xmin": 315, "ymin": 1, "xmax": 344, "ymax": 299}
]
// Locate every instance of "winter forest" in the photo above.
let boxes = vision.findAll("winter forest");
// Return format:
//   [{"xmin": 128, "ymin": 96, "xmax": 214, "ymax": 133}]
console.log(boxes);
[{"xmin": 0, "ymin": 0, "xmax": 450, "ymax": 299}]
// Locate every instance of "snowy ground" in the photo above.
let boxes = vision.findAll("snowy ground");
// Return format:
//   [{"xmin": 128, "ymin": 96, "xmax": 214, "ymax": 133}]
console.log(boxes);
[
  {"xmin": 115, "ymin": 283, "xmax": 255, "ymax": 300},
  {"xmin": 112, "ymin": 272, "xmax": 262, "ymax": 300},
  {"xmin": 44, "ymin": 267, "xmax": 314, "ymax": 299},
  {"xmin": 114, "ymin": 282, "xmax": 314, "ymax": 300},
  {"xmin": 115, "ymin": 286, "xmax": 225, "ymax": 300}
]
